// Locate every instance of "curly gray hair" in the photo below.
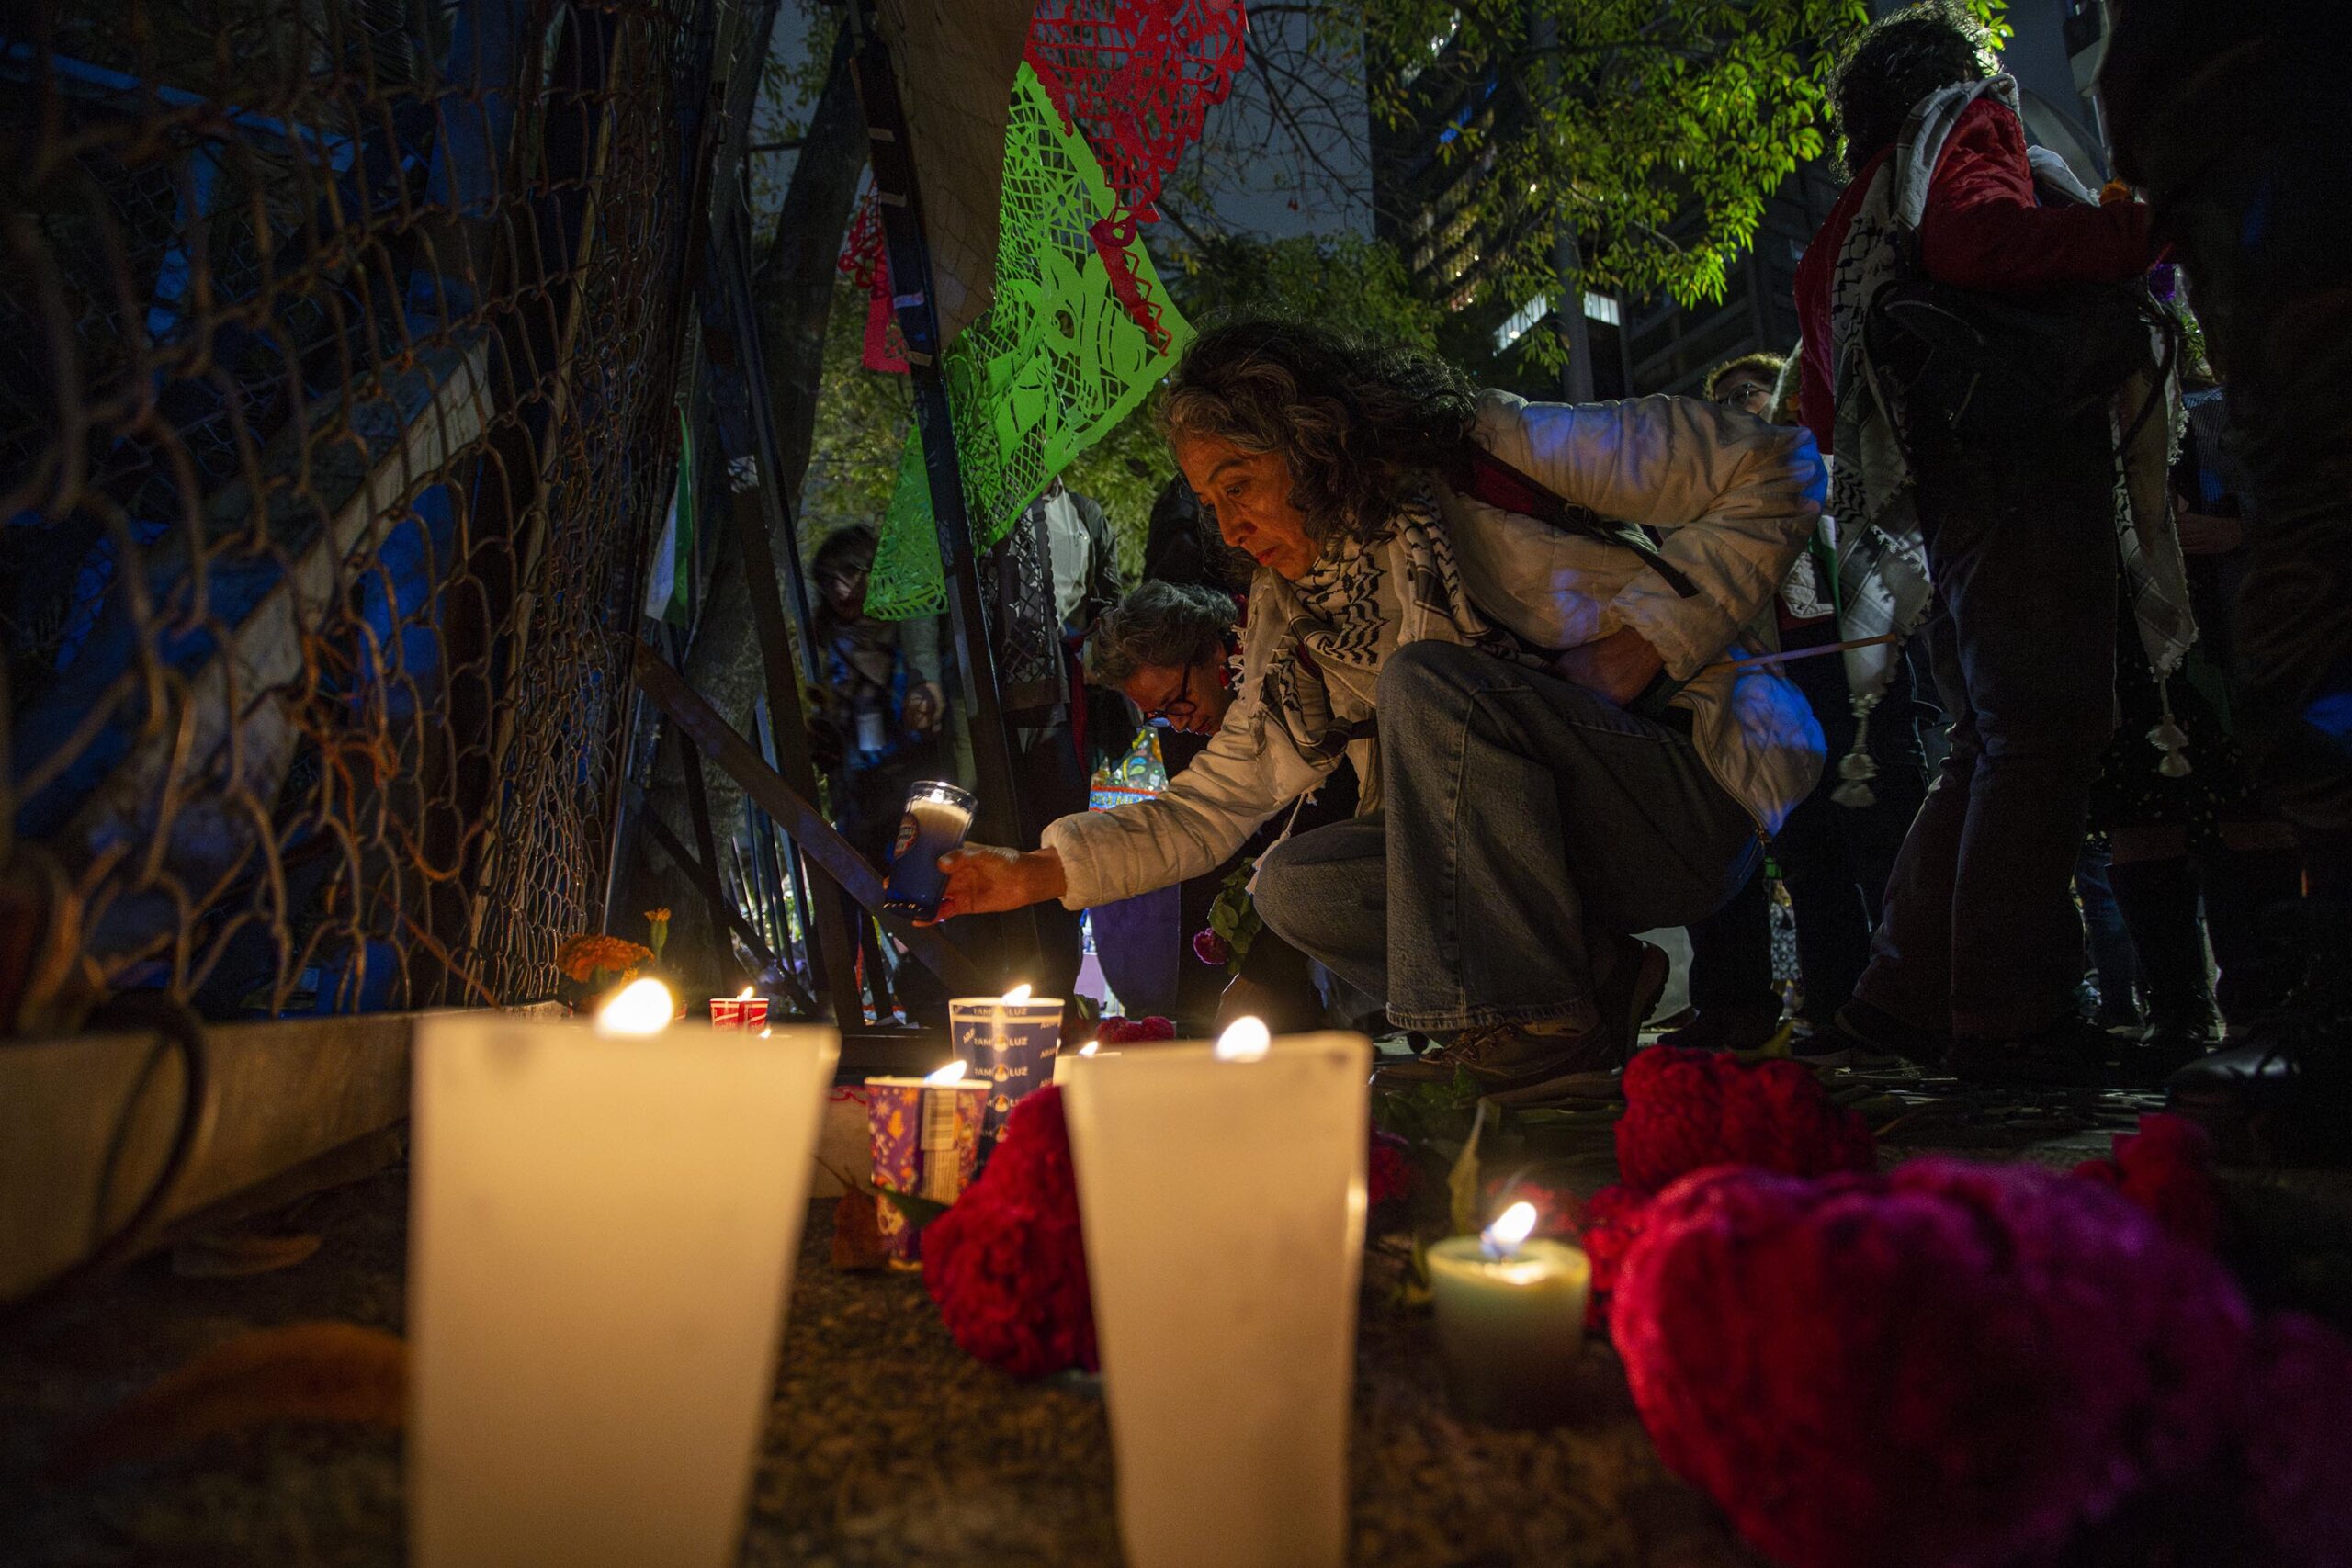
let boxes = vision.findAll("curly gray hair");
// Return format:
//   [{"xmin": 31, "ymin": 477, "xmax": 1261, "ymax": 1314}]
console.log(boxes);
[
  {"xmin": 1161, "ymin": 320, "xmax": 1480, "ymax": 548},
  {"xmin": 1084, "ymin": 581, "xmax": 1238, "ymax": 689}
]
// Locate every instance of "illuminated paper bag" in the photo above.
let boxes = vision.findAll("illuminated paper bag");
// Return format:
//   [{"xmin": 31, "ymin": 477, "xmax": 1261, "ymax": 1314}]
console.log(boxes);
[
  {"xmin": 1062, "ymin": 1032, "xmax": 1371, "ymax": 1568},
  {"xmin": 407, "ymin": 1015, "xmax": 838, "ymax": 1568}
]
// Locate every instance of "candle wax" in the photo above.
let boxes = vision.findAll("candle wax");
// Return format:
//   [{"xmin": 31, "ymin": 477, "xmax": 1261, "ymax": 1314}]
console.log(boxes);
[{"xmin": 1425, "ymin": 1235, "xmax": 1590, "ymax": 1428}]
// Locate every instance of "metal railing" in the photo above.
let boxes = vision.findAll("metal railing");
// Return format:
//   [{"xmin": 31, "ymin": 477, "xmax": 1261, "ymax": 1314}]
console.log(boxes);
[{"xmin": 3, "ymin": 0, "xmax": 733, "ymax": 1024}]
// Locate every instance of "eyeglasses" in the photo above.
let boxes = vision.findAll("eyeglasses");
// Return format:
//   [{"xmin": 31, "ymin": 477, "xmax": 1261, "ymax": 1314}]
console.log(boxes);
[
  {"xmin": 1141, "ymin": 665, "xmax": 1197, "ymax": 728},
  {"xmin": 1717, "ymin": 381, "xmax": 1771, "ymax": 409}
]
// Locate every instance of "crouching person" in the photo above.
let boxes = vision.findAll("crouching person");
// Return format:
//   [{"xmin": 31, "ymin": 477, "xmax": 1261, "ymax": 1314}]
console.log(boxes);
[{"xmin": 935, "ymin": 321, "xmax": 1826, "ymax": 1091}]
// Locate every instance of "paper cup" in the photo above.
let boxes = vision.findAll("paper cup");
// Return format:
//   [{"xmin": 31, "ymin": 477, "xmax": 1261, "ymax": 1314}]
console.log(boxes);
[
  {"xmin": 950, "ymin": 997, "xmax": 1065, "ymax": 1148},
  {"xmin": 865, "ymin": 1077, "xmax": 987, "ymax": 1261}
]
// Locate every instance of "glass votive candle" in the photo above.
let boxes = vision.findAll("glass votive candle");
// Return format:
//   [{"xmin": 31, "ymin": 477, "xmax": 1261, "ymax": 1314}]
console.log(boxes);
[{"xmin": 1426, "ymin": 1223, "xmax": 1591, "ymax": 1429}]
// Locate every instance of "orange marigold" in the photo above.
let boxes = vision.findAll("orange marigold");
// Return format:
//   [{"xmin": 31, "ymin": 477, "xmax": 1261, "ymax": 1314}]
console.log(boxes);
[{"xmin": 554, "ymin": 933, "xmax": 654, "ymax": 983}]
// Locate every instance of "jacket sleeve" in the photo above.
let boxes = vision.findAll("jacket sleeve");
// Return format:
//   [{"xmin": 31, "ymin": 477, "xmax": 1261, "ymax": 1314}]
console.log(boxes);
[
  {"xmin": 1502, "ymin": 395, "xmax": 1828, "ymax": 680},
  {"xmin": 1917, "ymin": 98, "xmax": 2154, "ymax": 292},
  {"xmin": 1039, "ymin": 687, "xmax": 1329, "ymax": 910}
]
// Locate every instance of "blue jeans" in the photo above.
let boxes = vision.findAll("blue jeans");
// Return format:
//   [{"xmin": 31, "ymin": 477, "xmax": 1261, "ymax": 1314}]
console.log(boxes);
[{"xmin": 1252, "ymin": 643, "xmax": 1760, "ymax": 1032}]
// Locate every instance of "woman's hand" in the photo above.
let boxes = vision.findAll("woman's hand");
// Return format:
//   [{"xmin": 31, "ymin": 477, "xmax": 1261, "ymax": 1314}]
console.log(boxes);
[
  {"xmin": 929, "ymin": 844, "xmax": 1068, "ymax": 921},
  {"xmin": 904, "ymin": 681, "xmax": 945, "ymax": 735},
  {"xmin": 1554, "ymin": 626, "xmax": 1666, "ymax": 706}
]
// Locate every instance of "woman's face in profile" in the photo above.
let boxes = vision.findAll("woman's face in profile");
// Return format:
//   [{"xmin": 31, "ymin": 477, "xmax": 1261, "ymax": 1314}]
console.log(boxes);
[{"xmin": 1172, "ymin": 432, "xmax": 1319, "ymax": 581}]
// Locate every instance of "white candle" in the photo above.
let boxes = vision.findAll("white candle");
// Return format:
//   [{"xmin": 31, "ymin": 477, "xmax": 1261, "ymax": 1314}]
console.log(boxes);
[
  {"xmin": 1062, "ymin": 1026, "xmax": 1370, "ymax": 1568},
  {"xmin": 407, "ymin": 1010, "xmax": 838, "ymax": 1567},
  {"xmin": 1425, "ymin": 1201, "xmax": 1591, "ymax": 1429}
]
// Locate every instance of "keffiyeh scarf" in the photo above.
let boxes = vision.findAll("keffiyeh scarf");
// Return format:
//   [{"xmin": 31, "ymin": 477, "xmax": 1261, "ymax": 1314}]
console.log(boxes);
[{"xmin": 1254, "ymin": 490, "xmax": 1539, "ymax": 771}]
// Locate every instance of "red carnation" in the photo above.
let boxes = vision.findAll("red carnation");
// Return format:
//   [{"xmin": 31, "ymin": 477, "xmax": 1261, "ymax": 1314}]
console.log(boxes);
[
  {"xmin": 2073, "ymin": 1111, "xmax": 2224, "ymax": 1251},
  {"xmin": 1192, "ymin": 929, "xmax": 1232, "ymax": 966},
  {"xmin": 1096, "ymin": 1014, "xmax": 1178, "ymax": 1044},
  {"xmin": 921, "ymin": 1085, "xmax": 1097, "ymax": 1378},
  {"xmin": 1611, "ymin": 1158, "xmax": 2352, "ymax": 1568}
]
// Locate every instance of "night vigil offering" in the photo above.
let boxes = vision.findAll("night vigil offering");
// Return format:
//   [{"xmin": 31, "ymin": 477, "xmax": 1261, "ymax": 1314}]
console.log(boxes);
[
  {"xmin": 1426, "ymin": 1200, "xmax": 1592, "ymax": 1428},
  {"xmin": 879, "ymin": 779, "xmax": 975, "ymax": 920},
  {"xmin": 405, "ymin": 980, "xmax": 837, "ymax": 1568},
  {"xmin": 1063, "ymin": 1017, "xmax": 1369, "ymax": 1568}
]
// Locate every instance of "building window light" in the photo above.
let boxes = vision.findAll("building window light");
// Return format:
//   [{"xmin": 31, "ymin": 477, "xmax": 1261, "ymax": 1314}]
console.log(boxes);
[
  {"xmin": 1583, "ymin": 291, "xmax": 1621, "ymax": 326},
  {"xmin": 1494, "ymin": 293, "xmax": 1552, "ymax": 352}
]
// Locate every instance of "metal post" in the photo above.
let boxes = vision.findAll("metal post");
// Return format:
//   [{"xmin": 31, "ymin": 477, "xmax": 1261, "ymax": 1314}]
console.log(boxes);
[{"xmin": 844, "ymin": 1, "xmax": 1039, "ymax": 985}]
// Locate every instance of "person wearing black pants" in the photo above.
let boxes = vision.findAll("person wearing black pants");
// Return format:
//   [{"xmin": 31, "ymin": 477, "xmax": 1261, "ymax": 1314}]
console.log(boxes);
[{"xmin": 2104, "ymin": 0, "xmax": 2352, "ymax": 1156}]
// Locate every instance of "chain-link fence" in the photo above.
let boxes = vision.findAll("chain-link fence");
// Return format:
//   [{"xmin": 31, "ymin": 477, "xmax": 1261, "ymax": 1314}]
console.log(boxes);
[{"xmin": 3, "ymin": 0, "xmax": 732, "ymax": 1026}]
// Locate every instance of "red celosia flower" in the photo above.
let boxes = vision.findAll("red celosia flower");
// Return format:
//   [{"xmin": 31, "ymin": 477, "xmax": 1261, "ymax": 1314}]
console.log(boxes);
[
  {"xmin": 1368, "ymin": 1130, "xmax": 1417, "ymax": 1208},
  {"xmin": 1611, "ymin": 1158, "xmax": 2352, "ymax": 1568},
  {"xmin": 1096, "ymin": 1014, "xmax": 1178, "ymax": 1044},
  {"xmin": 1615, "ymin": 1046, "xmax": 1876, "ymax": 1194},
  {"xmin": 921, "ymin": 1086, "xmax": 1097, "ymax": 1378},
  {"xmin": 2073, "ymin": 1111, "xmax": 2224, "ymax": 1251}
]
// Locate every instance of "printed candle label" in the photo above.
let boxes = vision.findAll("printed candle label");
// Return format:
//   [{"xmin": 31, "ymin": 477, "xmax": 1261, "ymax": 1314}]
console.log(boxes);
[
  {"xmin": 949, "ymin": 999, "xmax": 1065, "ymax": 1149},
  {"xmin": 866, "ymin": 1081, "xmax": 983, "ymax": 1261}
]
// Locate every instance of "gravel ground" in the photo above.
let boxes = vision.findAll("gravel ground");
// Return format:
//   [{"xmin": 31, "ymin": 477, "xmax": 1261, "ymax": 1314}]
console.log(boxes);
[{"xmin": 0, "ymin": 1168, "xmax": 1751, "ymax": 1568}]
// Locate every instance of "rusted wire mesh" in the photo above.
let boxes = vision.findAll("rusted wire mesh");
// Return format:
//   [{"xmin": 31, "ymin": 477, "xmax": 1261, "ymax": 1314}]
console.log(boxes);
[{"xmin": 2, "ymin": 0, "xmax": 725, "ymax": 1023}]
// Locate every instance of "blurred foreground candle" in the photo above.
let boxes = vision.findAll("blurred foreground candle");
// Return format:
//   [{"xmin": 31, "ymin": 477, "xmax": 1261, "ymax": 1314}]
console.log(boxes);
[
  {"xmin": 1062, "ymin": 1020, "xmax": 1370, "ymax": 1568},
  {"xmin": 865, "ymin": 1059, "xmax": 989, "ymax": 1261},
  {"xmin": 407, "ymin": 995, "xmax": 838, "ymax": 1568},
  {"xmin": 951, "ymin": 983, "xmax": 1062, "ymax": 1148},
  {"xmin": 1050, "ymin": 1038, "xmax": 1114, "ymax": 1086},
  {"xmin": 1426, "ymin": 1201, "xmax": 1591, "ymax": 1429}
]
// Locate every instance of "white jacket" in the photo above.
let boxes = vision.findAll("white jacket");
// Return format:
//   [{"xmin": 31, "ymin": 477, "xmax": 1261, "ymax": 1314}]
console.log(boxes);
[{"xmin": 1042, "ymin": 390, "xmax": 1829, "ymax": 910}]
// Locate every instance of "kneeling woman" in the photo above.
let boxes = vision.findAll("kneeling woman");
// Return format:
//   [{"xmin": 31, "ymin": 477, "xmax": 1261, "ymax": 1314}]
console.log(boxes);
[{"xmin": 940, "ymin": 322, "xmax": 1826, "ymax": 1090}]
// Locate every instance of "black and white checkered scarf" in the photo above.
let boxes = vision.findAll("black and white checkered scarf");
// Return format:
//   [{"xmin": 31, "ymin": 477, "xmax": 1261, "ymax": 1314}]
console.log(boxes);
[{"xmin": 1255, "ymin": 489, "xmax": 1537, "ymax": 765}]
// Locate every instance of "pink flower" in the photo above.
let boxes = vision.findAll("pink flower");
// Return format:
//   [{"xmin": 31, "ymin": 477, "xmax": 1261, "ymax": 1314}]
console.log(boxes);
[
  {"xmin": 1612, "ymin": 1159, "xmax": 2271, "ymax": 1568},
  {"xmin": 1192, "ymin": 929, "xmax": 1232, "ymax": 966}
]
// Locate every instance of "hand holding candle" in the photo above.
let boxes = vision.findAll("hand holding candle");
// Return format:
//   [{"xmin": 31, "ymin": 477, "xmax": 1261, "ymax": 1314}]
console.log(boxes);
[{"xmin": 1426, "ymin": 1200, "xmax": 1592, "ymax": 1429}]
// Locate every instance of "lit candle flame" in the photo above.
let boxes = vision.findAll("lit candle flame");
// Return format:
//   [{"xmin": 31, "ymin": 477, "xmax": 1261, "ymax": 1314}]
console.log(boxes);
[
  {"xmin": 1077, "ymin": 1040, "xmax": 1100, "ymax": 1057},
  {"xmin": 1001, "ymin": 983, "xmax": 1034, "ymax": 1005},
  {"xmin": 1482, "ymin": 1201, "xmax": 1538, "ymax": 1258},
  {"xmin": 736, "ymin": 985, "xmax": 755, "ymax": 1000},
  {"xmin": 923, "ymin": 1060, "xmax": 968, "ymax": 1085},
  {"xmin": 595, "ymin": 976, "xmax": 675, "ymax": 1035},
  {"xmin": 1214, "ymin": 1016, "xmax": 1271, "ymax": 1062}
]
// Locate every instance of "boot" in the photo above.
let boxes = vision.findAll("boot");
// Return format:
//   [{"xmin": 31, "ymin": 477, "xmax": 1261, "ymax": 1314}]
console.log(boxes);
[
  {"xmin": 2108, "ymin": 855, "xmax": 2222, "ymax": 1073},
  {"xmin": 2196, "ymin": 844, "xmax": 2304, "ymax": 1032},
  {"xmin": 2166, "ymin": 897, "xmax": 2352, "ymax": 1167}
]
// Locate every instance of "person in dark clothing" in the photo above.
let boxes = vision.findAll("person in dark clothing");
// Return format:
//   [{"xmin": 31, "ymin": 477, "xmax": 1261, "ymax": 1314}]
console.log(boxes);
[
  {"xmin": 1795, "ymin": 4, "xmax": 2164, "ymax": 1086},
  {"xmin": 1142, "ymin": 475, "xmax": 1252, "ymax": 595},
  {"xmin": 2090, "ymin": 377, "xmax": 2305, "ymax": 1064},
  {"xmin": 809, "ymin": 525, "xmax": 945, "ymax": 1019},
  {"xmin": 1670, "ymin": 355, "xmax": 1929, "ymax": 1056},
  {"xmin": 2101, "ymin": 0, "xmax": 2352, "ymax": 1156}
]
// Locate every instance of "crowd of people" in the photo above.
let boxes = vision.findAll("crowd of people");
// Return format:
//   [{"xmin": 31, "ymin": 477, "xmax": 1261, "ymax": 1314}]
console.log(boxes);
[{"xmin": 820, "ymin": 0, "xmax": 2346, "ymax": 1165}]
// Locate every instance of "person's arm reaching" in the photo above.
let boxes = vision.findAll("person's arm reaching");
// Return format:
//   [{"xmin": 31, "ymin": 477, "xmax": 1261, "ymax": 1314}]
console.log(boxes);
[{"xmin": 936, "ymin": 620, "xmax": 1333, "ymax": 917}]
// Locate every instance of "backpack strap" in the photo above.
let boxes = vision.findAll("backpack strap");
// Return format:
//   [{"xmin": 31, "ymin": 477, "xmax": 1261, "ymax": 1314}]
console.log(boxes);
[{"xmin": 1450, "ymin": 446, "xmax": 1702, "ymax": 599}]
